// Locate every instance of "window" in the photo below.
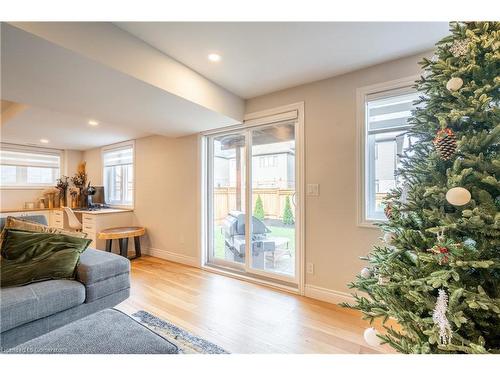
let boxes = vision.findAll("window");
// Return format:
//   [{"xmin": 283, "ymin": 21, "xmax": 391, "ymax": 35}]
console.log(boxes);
[
  {"xmin": 360, "ymin": 85, "xmax": 419, "ymax": 222},
  {"xmin": 102, "ymin": 141, "xmax": 134, "ymax": 206},
  {"xmin": 0, "ymin": 144, "xmax": 61, "ymax": 188},
  {"xmin": 259, "ymin": 155, "xmax": 278, "ymax": 168}
]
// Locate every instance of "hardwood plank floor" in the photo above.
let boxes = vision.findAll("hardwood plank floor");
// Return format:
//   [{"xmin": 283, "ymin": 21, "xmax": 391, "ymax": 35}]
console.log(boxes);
[{"xmin": 116, "ymin": 255, "xmax": 394, "ymax": 354}]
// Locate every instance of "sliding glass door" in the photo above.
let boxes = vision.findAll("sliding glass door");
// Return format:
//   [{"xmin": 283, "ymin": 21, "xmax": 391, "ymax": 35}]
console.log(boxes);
[
  {"xmin": 249, "ymin": 123, "xmax": 296, "ymax": 278},
  {"xmin": 208, "ymin": 131, "xmax": 247, "ymax": 269},
  {"xmin": 206, "ymin": 120, "xmax": 299, "ymax": 284}
]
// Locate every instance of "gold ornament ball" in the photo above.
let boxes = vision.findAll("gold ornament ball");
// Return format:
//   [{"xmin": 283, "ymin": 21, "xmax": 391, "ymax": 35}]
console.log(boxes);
[
  {"xmin": 364, "ymin": 328, "xmax": 383, "ymax": 347},
  {"xmin": 446, "ymin": 187, "xmax": 471, "ymax": 206},
  {"xmin": 446, "ymin": 77, "xmax": 463, "ymax": 91}
]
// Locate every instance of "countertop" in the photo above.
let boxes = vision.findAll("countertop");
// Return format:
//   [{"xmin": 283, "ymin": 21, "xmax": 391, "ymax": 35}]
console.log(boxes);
[
  {"xmin": 1, "ymin": 207, "xmax": 133, "ymax": 214},
  {"xmin": 0, "ymin": 207, "xmax": 58, "ymax": 214},
  {"xmin": 73, "ymin": 208, "xmax": 133, "ymax": 215}
]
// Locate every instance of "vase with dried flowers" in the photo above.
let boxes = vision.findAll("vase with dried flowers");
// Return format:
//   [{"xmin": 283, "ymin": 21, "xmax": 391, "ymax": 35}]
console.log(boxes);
[
  {"xmin": 71, "ymin": 161, "xmax": 87, "ymax": 207},
  {"xmin": 69, "ymin": 187, "xmax": 79, "ymax": 208},
  {"xmin": 56, "ymin": 176, "xmax": 69, "ymax": 207},
  {"xmin": 43, "ymin": 187, "xmax": 60, "ymax": 209}
]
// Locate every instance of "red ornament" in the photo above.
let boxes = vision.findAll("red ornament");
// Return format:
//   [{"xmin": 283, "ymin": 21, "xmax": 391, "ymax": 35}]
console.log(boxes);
[
  {"xmin": 428, "ymin": 245, "xmax": 450, "ymax": 265},
  {"xmin": 384, "ymin": 203, "xmax": 393, "ymax": 219},
  {"xmin": 438, "ymin": 247, "xmax": 450, "ymax": 264}
]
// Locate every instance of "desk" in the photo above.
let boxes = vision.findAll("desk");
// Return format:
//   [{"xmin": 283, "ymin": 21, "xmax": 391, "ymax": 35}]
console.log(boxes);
[
  {"xmin": 72, "ymin": 209, "xmax": 134, "ymax": 249},
  {"xmin": 0, "ymin": 207, "xmax": 134, "ymax": 251},
  {"xmin": 0, "ymin": 208, "xmax": 55, "ymax": 225}
]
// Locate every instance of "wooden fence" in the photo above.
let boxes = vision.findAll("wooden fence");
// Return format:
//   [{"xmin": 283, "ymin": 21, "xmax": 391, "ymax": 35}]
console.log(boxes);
[{"xmin": 214, "ymin": 187, "xmax": 295, "ymax": 223}]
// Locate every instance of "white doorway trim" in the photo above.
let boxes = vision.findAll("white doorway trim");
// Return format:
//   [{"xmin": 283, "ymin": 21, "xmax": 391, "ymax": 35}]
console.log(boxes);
[{"xmin": 199, "ymin": 102, "xmax": 305, "ymax": 294}]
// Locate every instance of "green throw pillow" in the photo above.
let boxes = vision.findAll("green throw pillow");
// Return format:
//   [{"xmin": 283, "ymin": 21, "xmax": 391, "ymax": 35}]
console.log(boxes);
[{"xmin": 0, "ymin": 229, "xmax": 91, "ymax": 288}]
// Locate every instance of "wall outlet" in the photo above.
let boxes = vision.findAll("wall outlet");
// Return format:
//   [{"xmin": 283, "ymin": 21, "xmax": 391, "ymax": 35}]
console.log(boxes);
[
  {"xmin": 307, "ymin": 184, "xmax": 319, "ymax": 196},
  {"xmin": 306, "ymin": 262, "xmax": 314, "ymax": 274}
]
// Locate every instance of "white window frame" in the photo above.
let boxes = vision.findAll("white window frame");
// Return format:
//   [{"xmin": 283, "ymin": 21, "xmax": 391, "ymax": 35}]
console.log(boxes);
[
  {"xmin": 101, "ymin": 140, "xmax": 135, "ymax": 208},
  {"xmin": 356, "ymin": 76, "xmax": 419, "ymax": 228},
  {"xmin": 0, "ymin": 143, "xmax": 63, "ymax": 190}
]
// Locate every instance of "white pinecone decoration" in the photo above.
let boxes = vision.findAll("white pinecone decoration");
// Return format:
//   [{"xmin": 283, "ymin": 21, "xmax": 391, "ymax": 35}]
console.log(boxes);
[
  {"xmin": 432, "ymin": 289, "xmax": 452, "ymax": 345},
  {"xmin": 449, "ymin": 39, "xmax": 469, "ymax": 57},
  {"xmin": 433, "ymin": 128, "xmax": 457, "ymax": 160}
]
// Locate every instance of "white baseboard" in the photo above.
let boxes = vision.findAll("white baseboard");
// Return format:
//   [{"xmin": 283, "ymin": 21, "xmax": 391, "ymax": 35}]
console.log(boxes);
[
  {"xmin": 145, "ymin": 247, "xmax": 200, "ymax": 268},
  {"xmin": 143, "ymin": 250, "xmax": 353, "ymax": 305},
  {"xmin": 304, "ymin": 284, "xmax": 355, "ymax": 305}
]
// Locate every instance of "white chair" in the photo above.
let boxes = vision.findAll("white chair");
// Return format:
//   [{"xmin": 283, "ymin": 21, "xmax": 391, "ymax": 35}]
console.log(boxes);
[{"xmin": 63, "ymin": 207, "xmax": 83, "ymax": 231}]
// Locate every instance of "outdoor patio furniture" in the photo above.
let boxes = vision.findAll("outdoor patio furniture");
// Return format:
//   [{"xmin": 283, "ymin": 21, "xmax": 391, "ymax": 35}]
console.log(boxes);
[
  {"xmin": 222, "ymin": 211, "xmax": 289, "ymax": 269},
  {"xmin": 264, "ymin": 237, "xmax": 292, "ymax": 269}
]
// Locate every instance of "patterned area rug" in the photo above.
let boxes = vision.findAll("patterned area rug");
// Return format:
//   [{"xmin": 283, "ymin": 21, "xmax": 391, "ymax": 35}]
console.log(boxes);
[{"xmin": 131, "ymin": 310, "xmax": 229, "ymax": 354}]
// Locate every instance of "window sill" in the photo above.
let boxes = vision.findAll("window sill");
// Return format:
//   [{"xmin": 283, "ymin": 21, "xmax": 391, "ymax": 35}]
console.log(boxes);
[
  {"xmin": 107, "ymin": 204, "xmax": 134, "ymax": 210},
  {"xmin": 357, "ymin": 219, "xmax": 386, "ymax": 229},
  {"xmin": 0, "ymin": 186, "xmax": 54, "ymax": 190}
]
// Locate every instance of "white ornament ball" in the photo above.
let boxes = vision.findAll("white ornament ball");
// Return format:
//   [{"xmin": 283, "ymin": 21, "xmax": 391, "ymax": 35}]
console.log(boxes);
[
  {"xmin": 378, "ymin": 275, "xmax": 390, "ymax": 285},
  {"xmin": 383, "ymin": 232, "xmax": 395, "ymax": 244},
  {"xmin": 446, "ymin": 187, "xmax": 471, "ymax": 206},
  {"xmin": 446, "ymin": 77, "xmax": 463, "ymax": 92},
  {"xmin": 364, "ymin": 328, "xmax": 383, "ymax": 347},
  {"xmin": 360, "ymin": 267, "xmax": 372, "ymax": 278}
]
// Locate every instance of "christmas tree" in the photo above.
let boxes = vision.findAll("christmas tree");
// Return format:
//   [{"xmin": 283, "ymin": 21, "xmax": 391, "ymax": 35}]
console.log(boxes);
[
  {"xmin": 344, "ymin": 22, "xmax": 499, "ymax": 354},
  {"xmin": 254, "ymin": 195, "xmax": 265, "ymax": 220},
  {"xmin": 282, "ymin": 196, "xmax": 295, "ymax": 225}
]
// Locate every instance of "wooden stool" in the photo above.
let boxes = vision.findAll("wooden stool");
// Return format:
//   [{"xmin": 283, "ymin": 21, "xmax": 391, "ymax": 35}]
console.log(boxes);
[{"xmin": 98, "ymin": 226, "xmax": 146, "ymax": 259}]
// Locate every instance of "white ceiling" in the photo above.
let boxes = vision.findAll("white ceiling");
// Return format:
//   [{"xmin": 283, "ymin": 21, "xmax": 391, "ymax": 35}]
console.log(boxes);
[
  {"xmin": 116, "ymin": 22, "xmax": 450, "ymax": 98},
  {"xmin": 1, "ymin": 23, "xmax": 240, "ymax": 150},
  {"xmin": 1, "ymin": 22, "xmax": 450, "ymax": 151},
  {"xmin": 1, "ymin": 106, "xmax": 149, "ymax": 150}
]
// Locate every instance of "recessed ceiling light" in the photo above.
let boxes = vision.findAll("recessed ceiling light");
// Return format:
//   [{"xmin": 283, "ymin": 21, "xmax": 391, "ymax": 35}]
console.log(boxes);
[
  {"xmin": 208, "ymin": 53, "xmax": 221, "ymax": 62},
  {"xmin": 40, "ymin": 139, "xmax": 49, "ymax": 144},
  {"xmin": 88, "ymin": 120, "xmax": 99, "ymax": 126}
]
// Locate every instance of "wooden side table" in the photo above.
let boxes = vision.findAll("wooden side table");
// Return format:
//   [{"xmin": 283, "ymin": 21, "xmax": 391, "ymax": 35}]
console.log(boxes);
[{"xmin": 98, "ymin": 226, "xmax": 146, "ymax": 259}]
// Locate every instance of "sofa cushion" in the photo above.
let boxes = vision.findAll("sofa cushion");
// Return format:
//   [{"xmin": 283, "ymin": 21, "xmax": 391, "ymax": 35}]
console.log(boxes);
[
  {"xmin": 77, "ymin": 248, "xmax": 130, "ymax": 285},
  {"xmin": 0, "ymin": 279, "xmax": 85, "ymax": 333},
  {"xmin": 2, "ymin": 216, "xmax": 87, "ymax": 238},
  {"xmin": 84, "ymin": 273, "xmax": 130, "ymax": 303},
  {"xmin": 0, "ymin": 215, "xmax": 47, "ymax": 231},
  {"xmin": 1, "ymin": 229, "xmax": 91, "ymax": 288},
  {"xmin": 0, "ymin": 215, "xmax": 49, "ymax": 249}
]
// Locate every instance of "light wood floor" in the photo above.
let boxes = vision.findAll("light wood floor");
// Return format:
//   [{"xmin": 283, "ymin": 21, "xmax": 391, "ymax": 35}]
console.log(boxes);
[{"xmin": 117, "ymin": 256, "xmax": 394, "ymax": 354}]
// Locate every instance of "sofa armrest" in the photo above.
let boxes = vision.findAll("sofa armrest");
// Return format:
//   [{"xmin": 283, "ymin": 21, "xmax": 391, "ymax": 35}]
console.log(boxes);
[{"xmin": 76, "ymin": 248, "xmax": 130, "ymax": 285}]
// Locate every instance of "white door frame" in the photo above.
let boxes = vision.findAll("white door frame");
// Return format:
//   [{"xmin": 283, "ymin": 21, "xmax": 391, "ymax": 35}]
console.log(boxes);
[{"xmin": 199, "ymin": 102, "xmax": 305, "ymax": 294}]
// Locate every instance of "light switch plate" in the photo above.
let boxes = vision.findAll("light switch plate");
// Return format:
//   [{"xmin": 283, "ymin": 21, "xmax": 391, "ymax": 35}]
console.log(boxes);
[{"xmin": 307, "ymin": 184, "xmax": 319, "ymax": 196}]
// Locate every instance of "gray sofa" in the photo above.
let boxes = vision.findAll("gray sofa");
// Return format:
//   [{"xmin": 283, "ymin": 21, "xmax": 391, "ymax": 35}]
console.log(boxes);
[{"xmin": 0, "ymin": 215, "xmax": 131, "ymax": 350}]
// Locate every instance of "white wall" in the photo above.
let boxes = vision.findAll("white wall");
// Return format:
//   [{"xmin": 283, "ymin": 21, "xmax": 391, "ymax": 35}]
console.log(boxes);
[
  {"xmin": 1, "ymin": 189, "xmax": 45, "ymax": 210},
  {"xmin": 83, "ymin": 134, "xmax": 200, "ymax": 264},
  {"xmin": 245, "ymin": 51, "xmax": 431, "ymax": 296}
]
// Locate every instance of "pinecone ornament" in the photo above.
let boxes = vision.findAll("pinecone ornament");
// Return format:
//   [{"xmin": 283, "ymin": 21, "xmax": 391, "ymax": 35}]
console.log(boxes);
[{"xmin": 433, "ymin": 128, "xmax": 457, "ymax": 160}]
